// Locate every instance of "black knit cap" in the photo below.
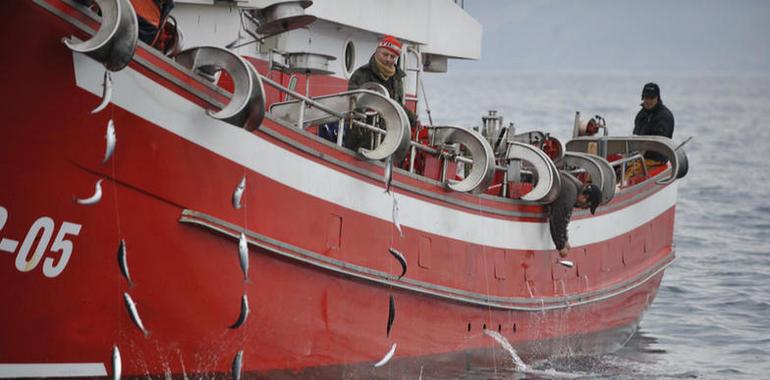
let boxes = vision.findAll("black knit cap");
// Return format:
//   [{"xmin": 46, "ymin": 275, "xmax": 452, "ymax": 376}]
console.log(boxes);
[
  {"xmin": 583, "ymin": 184, "xmax": 603, "ymax": 215},
  {"xmin": 641, "ymin": 82, "xmax": 660, "ymax": 99}
]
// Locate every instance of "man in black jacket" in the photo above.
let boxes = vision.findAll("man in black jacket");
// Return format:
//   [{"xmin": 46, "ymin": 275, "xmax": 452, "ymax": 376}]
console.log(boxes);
[
  {"xmin": 343, "ymin": 35, "xmax": 416, "ymax": 151},
  {"xmin": 549, "ymin": 172, "xmax": 603, "ymax": 257},
  {"xmin": 633, "ymin": 82, "xmax": 675, "ymax": 162}
]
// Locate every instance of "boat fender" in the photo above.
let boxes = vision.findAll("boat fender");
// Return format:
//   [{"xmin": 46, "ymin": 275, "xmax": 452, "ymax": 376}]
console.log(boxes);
[
  {"xmin": 175, "ymin": 46, "xmax": 266, "ymax": 131},
  {"xmin": 63, "ymin": 0, "xmax": 139, "ymax": 72}
]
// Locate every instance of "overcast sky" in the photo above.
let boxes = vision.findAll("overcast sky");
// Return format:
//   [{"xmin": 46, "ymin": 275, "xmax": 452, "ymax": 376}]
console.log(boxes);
[{"xmin": 452, "ymin": 0, "xmax": 770, "ymax": 74}]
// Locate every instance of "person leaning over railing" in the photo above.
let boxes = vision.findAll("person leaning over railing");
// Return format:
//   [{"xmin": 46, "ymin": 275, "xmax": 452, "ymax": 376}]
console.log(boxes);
[
  {"xmin": 548, "ymin": 171, "xmax": 603, "ymax": 258},
  {"xmin": 345, "ymin": 35, "xmax": 417, "ymax": 151}
]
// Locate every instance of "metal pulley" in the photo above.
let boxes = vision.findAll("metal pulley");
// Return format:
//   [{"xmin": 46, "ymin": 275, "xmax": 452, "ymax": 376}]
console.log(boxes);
[
  {"xmin": 284, "ymin": 52, "xmax": 336, "ymax": 75},
  {"xmin": 505, "ymin": 142, "xmax": 561, "ymax": 203},
  {"xmin": 175, "ymin": 46, "xmax": 266, "ymax": 130},
  {"xmin": 254, "ymin": 1, "xmax": 317, "ymax": 35},
  {"xmin": 63, "ymin": 0, "xmax": 138, "ymax": 71},
  {"xmin": 269, "ymin": 89, "xmax": 411, "ymax": 162},
  {"xmin": 558, "ymin": 152, "xmax": 616, "ymax": 204},
  {"xmin": 566, "ymin": 135, "xmax": 688, "ymax": 185},
  {"xmin": 430, "ymin": 126, "xmax": 495, "ymax": 194}
]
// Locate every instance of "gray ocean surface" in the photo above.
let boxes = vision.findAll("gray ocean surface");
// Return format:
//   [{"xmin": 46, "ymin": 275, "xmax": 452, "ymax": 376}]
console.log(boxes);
[{"xmin": 420, "ymin": 73, "xmax": 770, "ymax": 379}]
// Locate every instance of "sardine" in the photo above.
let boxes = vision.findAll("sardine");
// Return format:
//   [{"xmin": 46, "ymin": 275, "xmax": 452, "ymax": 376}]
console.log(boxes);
[
  {"xmin": 232, "ymin": 350, "xmax": 243, "ymax": 380},
  {"xmin": 558, "ymin": 260, "xmax": 574, "ymax": 268},
  {"xmin": 387, "ymin": 295, "xmax": 395, "ymax": 337},
  {"xmin": 92, "ymin": 71, "xmax": 113, "ymax": 114},
  {"xmin": 238, "ymin": 232, "xmax": 249, "ymax": 281},
  {"xmin": 103, "ymin": 118, "xmax": 116, "ymax": 164},
  {"xmin": 232, "ymin": 176, "xmax": 246, "ymax": 209},
  {"xmin": 123, "ymin": 292, "xmax": 149, "ymax": 337},
  {"xmin": 387, "ymin": 248, "xmax": 407, "ymax": 279},
  {"xmin": 373, "ymin": 343, "xmax": 397, "ymax": 368},
  {"xmin": 229, "ymin": 294, "xmax": 250, "ymax": 329},
  {"xmin": 76, "ymin": 178, "xmax": 104, "ymax": 205},
  {"xmin": 117, "ymin": 239, "xmax": 133, "ymax": 287},
  {"xmin": 384, "ymin": 157, "xmax": 393, "ymax": 193},
  {"xmin": 391, "ymin": 196, "xmax": 403, "ymax": 237},
  {"xmin": 112, "ymin": 345, "xmax": 121, "ymax": 380}
]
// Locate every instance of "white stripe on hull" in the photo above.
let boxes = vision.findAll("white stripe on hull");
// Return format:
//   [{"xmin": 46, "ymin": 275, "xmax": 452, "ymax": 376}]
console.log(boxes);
[
  {"xmin": 72, "ymin": 54, "xmax": 677, "ymax": 250},
  {"xmin": 0, "ymin": 363, "xmax": 107, "ymax": 378}
]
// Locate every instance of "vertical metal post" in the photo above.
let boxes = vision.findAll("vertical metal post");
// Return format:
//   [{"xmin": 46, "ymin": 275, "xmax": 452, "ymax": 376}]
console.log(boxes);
[
  {"xmin": 297, "ymin": 99, "xmax": 306, "ymax": 129},
  {"xmin": 409, "ymin": 145, "xmax": 417, "ymax": 173},
  {"xmin": 336, "ymin": 117, "xmax": 345, "ymax": 146},
  {"xmin": 621, "ymin": 161, "xmax": 627, "ymax": 184},
  {"xmin": 502, "ymin": 171, "xmax": 508, "ymax": 197},
  {"xmin": 440, "ymin": 155, "xmax": 448, "ymax": 184},
  {"xmin": 375, "ymin": 115, "xmax": 383, "ymax": 146}
]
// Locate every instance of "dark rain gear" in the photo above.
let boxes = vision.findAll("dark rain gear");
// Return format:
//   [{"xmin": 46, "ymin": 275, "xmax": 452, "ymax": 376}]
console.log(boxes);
[
  {"xmin": 548, "ymin": 172, "xmax": 582, "ymax": 251},
  {"xmin": 344, "ymin": 54, "xmax": 416, "ymax": 151},
  {"xmin": 349, "ymin": 54, "xmax": 406, "ymax": 103},
  {"xmin": 633, "ymin": 100, "xmax": 675, "ymax": 162}
]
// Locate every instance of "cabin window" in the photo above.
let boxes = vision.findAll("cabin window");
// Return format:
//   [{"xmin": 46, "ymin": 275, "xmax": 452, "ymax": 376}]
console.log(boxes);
[{"xmin": 344, "ymin": 39, "xmax": 355, "ymax": 77}]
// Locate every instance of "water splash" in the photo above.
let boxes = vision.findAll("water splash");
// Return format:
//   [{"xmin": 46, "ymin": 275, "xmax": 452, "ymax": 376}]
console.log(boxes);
[
  {"xmin": 484, "ymin": 329, "xmax": 587, "ymax": 379},
  {"xmin": 483, "ymin": 329, "xmax": 528, "ymax": 370}
]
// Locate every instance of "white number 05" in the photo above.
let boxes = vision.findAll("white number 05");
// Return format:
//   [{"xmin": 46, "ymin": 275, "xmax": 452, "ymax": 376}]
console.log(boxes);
[{"xmin": 14, "ymin": 217, "xmax": 82, "ymax": 278}]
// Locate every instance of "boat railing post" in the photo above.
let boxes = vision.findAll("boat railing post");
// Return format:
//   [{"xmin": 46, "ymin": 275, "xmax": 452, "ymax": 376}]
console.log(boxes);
[
  {"xmin": 375, "ymin": 115, "xmax": 383, "ymax": 146},
  {"xmin": 297, "ymin": 99, "xmax": 306, "ymax": 129},
  {"xmin": 409, "ymin": 145, "xmax": 417, "ymax": 173},
  {"xmin": 337, "ymin": 118, "xmax": 345, "ymax": 146},
  {"xmin": 621, "ymin": 160, "xmax": 627, "ymax": 184}
]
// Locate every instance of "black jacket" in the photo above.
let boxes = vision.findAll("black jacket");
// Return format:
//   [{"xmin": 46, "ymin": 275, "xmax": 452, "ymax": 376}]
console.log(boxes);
[
  {"xmin": 633, "ymin": 101, "xmax": 675, "ymax": 161},
  {"xmin": 548, "ymin": 172, "xmax": 581, "ymax": 251},
  {"xmin": 344, "ymin": 55, "xmax": 416, "ymax": 151},
  {"xmin": 348, "ymin": 54, "xmax": 406, "ymax": 103}
]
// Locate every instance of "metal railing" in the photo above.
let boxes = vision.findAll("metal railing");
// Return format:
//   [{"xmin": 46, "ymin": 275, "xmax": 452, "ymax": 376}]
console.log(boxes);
[{"xmin": 260, "ymin": 75, "xmax": 388, "ymax": 149}]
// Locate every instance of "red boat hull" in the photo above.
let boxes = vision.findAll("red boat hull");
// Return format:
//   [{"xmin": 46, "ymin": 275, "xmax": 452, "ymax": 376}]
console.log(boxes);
[{"xmin": 0, "ymin": 1, "xmax": 676, "ymax": 378}]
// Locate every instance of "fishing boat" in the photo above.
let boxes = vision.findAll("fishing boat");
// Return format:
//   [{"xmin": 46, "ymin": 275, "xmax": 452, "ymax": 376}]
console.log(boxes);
[{"xmin": 0, "ymin": 0, "xmax": 689, "ymax": 378}]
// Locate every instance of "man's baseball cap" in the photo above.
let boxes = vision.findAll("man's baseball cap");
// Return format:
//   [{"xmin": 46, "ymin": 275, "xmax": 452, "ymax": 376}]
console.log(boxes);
[{"xmin": 641, "ymin": 82, "xmax": 660, "ymax": 99}]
